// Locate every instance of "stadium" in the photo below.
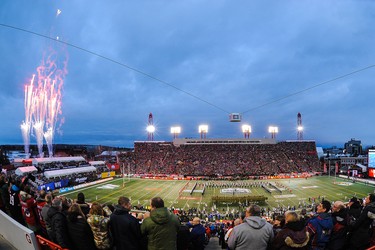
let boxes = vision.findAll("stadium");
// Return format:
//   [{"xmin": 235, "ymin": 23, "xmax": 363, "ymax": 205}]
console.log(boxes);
[{"xmin": 1, "ymin": 136, "xmax": 375, "ymax": 249}]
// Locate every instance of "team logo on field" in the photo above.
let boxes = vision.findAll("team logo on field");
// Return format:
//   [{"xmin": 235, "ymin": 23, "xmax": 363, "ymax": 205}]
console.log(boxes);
[{"xmin": 97, "ymin": 184, "xmax": 119, "ymax": 189}]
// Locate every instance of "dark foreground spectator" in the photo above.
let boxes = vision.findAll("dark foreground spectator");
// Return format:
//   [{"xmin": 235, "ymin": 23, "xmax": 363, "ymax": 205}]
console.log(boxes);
[
  {"xmin": 348, "ymin": 193, "xmax": 375, "ymax": 250},
  {"xmin": 109, "ymin": 196, "xmax": 143, "ymax": 250},
  {"xmin": 47, "ymin": 197, "xmax": 72, "ymax": 249},
  {"xmin": 76, "ymin": 192, "xmax": 90, "ymax": 217},
  {"xmin": 327, "ymin": 201, "xmax": 348, "ymax": 250},
  {"xmin": 141, "ymin": 197, "xmax": 180, "ymax": 250},
  {"xmin": 67, "ymin": 203, "xmax": 96, "ymax": 250},
  {"xmin": 271, "ymin": 211, "xmax": 309, "ymax": 250}
]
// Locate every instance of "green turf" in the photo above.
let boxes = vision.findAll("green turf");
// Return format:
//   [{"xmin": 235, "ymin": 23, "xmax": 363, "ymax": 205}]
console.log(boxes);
[{"xmin": 63, "ymin": 176, "xmax": 374, "ymax": 211}]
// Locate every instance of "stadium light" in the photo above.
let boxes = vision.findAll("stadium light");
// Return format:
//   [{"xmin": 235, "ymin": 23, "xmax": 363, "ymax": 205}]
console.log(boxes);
[
  {"xmin": 146, "ymin": 125, "xmax": 155, "ymax": 133},
  {"xmin": 297, "ymin": 126, "xmax": 303, "ymax": 131},
  {"xmin": 199, "ymin": 124, "xmax": 208, "ymax": 139},
  {"xmin": 268, "ymin": 126, "xmax": 279, "ymax": 139},
  {"xmin": 242, "ymin": 124, "xmax": 251, "ymax": 139},
  {"xmin": 171, "ymin": 126, "xmax": 181, "ymax": 139}
]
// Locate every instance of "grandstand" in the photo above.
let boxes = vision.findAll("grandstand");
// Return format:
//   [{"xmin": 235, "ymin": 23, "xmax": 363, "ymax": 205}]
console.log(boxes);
[{"xmin": 131, "ymin": 139, "xmax": 321, "ymax": 176}]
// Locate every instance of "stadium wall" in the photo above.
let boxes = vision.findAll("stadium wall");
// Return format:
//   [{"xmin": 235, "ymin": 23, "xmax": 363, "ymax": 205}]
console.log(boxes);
[{"xmin": 0, "ymin": 210, "xmax": 38, "ymax": 250}]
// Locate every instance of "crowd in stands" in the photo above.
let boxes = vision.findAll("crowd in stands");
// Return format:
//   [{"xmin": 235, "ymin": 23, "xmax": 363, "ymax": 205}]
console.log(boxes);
[
  {"xmin": 130, "ymin": 141, "xmax": 321, "ymax": 176},
  {"xmin": 1, "ymin": 171, "xmax": 375, "ymax": 250}
]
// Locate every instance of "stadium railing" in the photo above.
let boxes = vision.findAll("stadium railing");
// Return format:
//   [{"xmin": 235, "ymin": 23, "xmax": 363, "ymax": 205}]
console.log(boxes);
[{"xmin": 36, "ymin": 235, "xmax": 68, "ymax": 250}]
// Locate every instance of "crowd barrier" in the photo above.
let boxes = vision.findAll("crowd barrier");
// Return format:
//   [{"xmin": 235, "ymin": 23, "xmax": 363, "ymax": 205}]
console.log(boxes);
[
  {"xmin": 36, "ymin": 235, "xmax": 68, "ymax": 250},
  {"xmin": 0, "ymin": 210, "xmax": 38, "ymax": 250}
]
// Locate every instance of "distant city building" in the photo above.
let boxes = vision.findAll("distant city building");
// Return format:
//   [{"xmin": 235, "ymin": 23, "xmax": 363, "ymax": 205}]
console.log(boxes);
[{"xmin": 344, "ymin": 138, "xmax": 362, "ymax": 155}]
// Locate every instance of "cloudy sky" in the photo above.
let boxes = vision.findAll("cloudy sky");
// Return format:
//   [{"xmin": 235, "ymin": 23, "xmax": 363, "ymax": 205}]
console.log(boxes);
[{"xmin": 1, "ymin": 1, "xmax": 375, "ymax": 148}]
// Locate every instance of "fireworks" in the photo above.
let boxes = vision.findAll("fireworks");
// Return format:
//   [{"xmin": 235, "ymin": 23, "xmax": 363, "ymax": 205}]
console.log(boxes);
[{"xmin": 21, "ymin": 49, "xmax": 67, "ymax": 158}]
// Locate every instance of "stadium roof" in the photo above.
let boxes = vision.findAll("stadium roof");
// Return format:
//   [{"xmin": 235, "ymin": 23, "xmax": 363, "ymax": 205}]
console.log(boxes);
[
  {"xmin": 15, "ymin": 166, "xmax": 37, "ymax": 176},
  {"xmin": 43, "ymin": 166, "xmax": 96, "ymax": 179},
  {"xmin": 32, "ymin": 156, "xmax": 86, "ymax": 165}
]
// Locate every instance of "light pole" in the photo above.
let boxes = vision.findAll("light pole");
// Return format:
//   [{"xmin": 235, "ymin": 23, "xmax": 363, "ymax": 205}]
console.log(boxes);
[
  {"xmin": 171, "ymin": 126, "xmax": 181, "ymax": 139},
  {"xmin": 199, "ymin": 125, "xmax": 208, "ymax": 139},
  {"xmin": 242, "ymin": 125, "xmax": 251, "ymax": 139},
  {"xmin": 146, "ymin": 125, "xmax": 155, "ymax": 141},
  {"xmin": 268, "ymin": 126, "xmax": 279, "ymax": 139}
]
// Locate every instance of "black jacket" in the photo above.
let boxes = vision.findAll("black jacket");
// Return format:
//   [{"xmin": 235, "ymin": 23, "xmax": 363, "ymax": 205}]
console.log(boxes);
[
  {"xmin": 109, "ymin": 205, "xmax": 142, "ymax": 250},
  {"xmin": 47, "ymin": 206, "xmax": 72, "ymax": 249},
  {"xmin": 348, "ymin": 202, "xmax": 375, "ymax": 250},
  {"xmin": 67, "ymin": 213, "xmax": 96, "ymax": 250},
  {"xmin": 327, "ymin": 208, "xmax": 348, "ymax": 250},
  {"xmin": 271, "ymin": 220, "xmax": 309, "ymax": 250}
]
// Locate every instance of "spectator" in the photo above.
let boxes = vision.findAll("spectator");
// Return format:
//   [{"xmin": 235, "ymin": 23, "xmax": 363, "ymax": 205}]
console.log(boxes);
[
  {"xmin": 47, "ymin": 197, "xmax": 72, "ymax": 249},
  {"xmin": 141, "ymin": 197, "xmax": 180, "ymax": 250},
  {"xmin": 0, "ymin": 174, "xmax": 8, "ymax": 213},
  {"xmin": 177, "ymin": 220, "xmax": 191, "ymax": 250},
  {"xmin": 227, "ymin": 204, "xmax": 274, "ymax": 250},
  {"xmin": 8, "ymin": 178, "xmax": 25, "ymax": 225},
  {"xmin": 109, "ymin": 196, "xmax": 142, "ymax": 250},
  {"xmin": 327, "ymin": 201, "xmax": 348, "ymax": 250},
  {"xmin": 76, "ymin": 192, "xmax": 90, "ymax": 217},
  {"xmin": 67, "ymin": 203, "xmax": 96, "ymax": 250},
  {"xmin": 36, "ymin": 190, "xmax": 47, "ymax": 236},
  {"xmin": 189, "ymin": 217, "xmax": 206, "ymax": 250},
  {"xmin": 41, "ymin": 193, "xmax": 53, "ymax": 240},
  {"xmin": 19, "ymin": 186, "xmax": 39, "ymax": 232},
  {"xmin": 347, "ymin": 197, "xmax": 362, "ymax": 220},
  {"xmin": 272, "ymin": 214, "xmax": 285, "ymax": 236},
  {"xmin": 348, "ymin": 193, "xmax": 375, "ymax": 250},
  {"xmin": 271, "ymin": 211, "xmax": 309, "ymax": 250},
  {"xmin": 87, "ymin": 202, "xmax": 111, "ymax": 250},
  {"xmin": 224, "ymin": 218, "xmax": 241, "ymax": 243},
  {"xmin": 307, "ymin": 200, "xmax": 333, "ymax": 250}
]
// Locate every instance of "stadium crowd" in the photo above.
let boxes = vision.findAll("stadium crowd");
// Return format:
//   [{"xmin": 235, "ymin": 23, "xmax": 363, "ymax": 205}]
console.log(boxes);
[
  {"xmin": 130, "ymin": 141, "xmax": 320, "ymax": 176},
  {"xmin": 1, "ymin": 172, "xmax": 375, "ymax": 250}
]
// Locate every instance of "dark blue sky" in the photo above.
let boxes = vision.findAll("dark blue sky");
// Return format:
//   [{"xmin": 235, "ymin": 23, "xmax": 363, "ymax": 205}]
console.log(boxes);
[{"xmin": 1, "ymin": 1, "xmax": 375, "ymax": 148}]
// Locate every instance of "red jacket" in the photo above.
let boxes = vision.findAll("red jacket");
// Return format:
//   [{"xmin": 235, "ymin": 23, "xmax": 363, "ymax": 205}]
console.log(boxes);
[{"xmin": 19, "ymin": 191, "xmax": 38, "ymax": 226}]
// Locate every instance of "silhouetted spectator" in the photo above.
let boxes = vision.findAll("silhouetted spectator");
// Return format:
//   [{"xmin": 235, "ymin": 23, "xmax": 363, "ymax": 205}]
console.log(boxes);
[
  {"xmin": 76, "ymin": 192, "xmax": 90, "ymax": 217},
  {"xmin": 348, "ymin": 193, "xmax": 375, "ymax": 250},
  {"xmin": 327, "ymin": 201, "xmax": 348, "ymax": 250},
  {"xmin": 109, "ymin": 196, "xmax": 142, "ymax": 250},
  {"xmin": 67, "ymin": 203, "xmax": 96, "ymax": 250},
  {"xmin": 47, "ymin": 197, "xmax": 72, "ymax": 249}
]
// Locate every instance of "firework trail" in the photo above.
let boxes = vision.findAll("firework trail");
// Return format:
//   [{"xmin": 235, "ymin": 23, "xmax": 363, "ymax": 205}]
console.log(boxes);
[
  {"xmin": 21, "ymin": 8, "xmax": 68, "ymax": 157},
  {"xmin": 20, "ymin": 75, "xmax": 36, "ymax": 157}
]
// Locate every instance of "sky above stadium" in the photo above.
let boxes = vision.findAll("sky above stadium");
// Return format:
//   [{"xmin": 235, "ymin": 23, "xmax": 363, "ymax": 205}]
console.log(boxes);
[{"xmin": 1, "ymin": 1, "xmax": 375, "ymax": 148}]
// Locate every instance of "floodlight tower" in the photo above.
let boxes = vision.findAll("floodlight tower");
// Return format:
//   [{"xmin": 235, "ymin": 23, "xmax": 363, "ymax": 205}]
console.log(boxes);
[
  {"xmin": 297, "ymin": 112, "xmax": 303, "ymax": 140},
  {"xmin": 268, "ymin": 126, "xmax": 278, "ymax": 139},
  {"xmin": 242, "ymin": 124, "xmax": 251, "ymax": 139},
  {"xmin": 199, "ymin": 125, "xmax": 208, "ymax": 139},
  {"xmin": 171, "ymin": 126, "xmax": 181, "ymax": 139},
  {"xmin": 147, "ymin": 113, "xmax": 155, "ymax": 141}
]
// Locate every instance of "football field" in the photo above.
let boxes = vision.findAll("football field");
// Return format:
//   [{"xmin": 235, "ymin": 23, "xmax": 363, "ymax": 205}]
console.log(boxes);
[{"xmin": 63, "ymin": 176, "xmax": 374, "ymax": 211}]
